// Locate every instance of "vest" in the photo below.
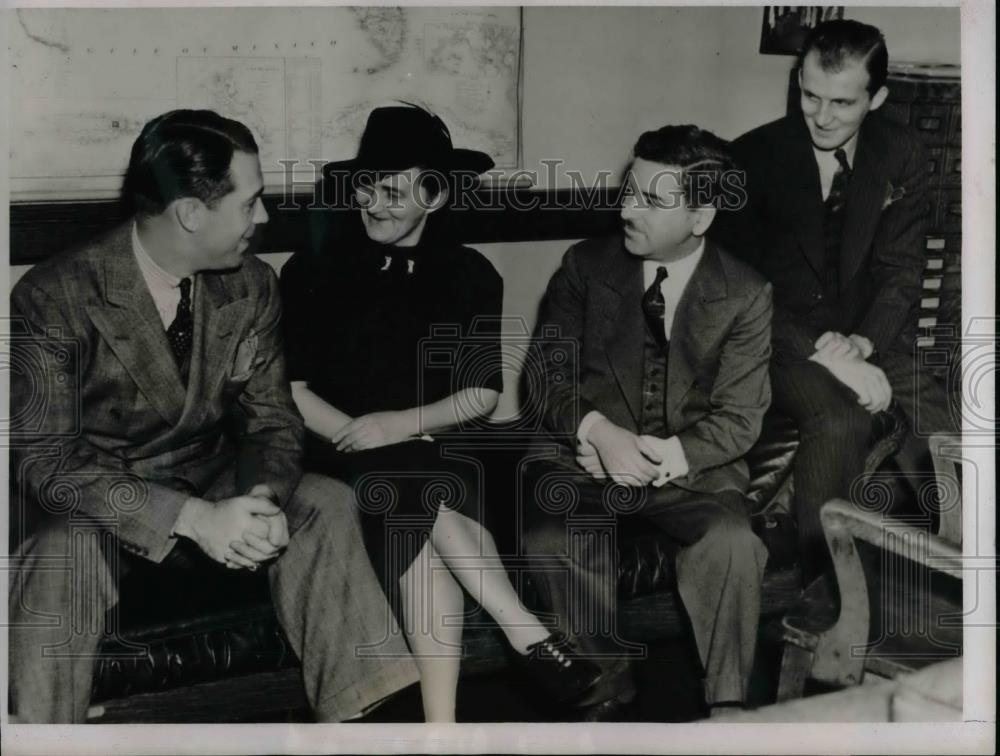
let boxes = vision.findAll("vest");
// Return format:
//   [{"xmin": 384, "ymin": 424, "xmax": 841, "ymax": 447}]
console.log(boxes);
[{"xmin": 638, "ymin": 323, "xmax": 669, "ymax": 437}]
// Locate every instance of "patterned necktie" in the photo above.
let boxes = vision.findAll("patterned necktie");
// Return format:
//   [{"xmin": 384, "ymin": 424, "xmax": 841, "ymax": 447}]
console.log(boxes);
[
  {"xmin": 166, "ymin": 277, "xmax": 193, "ymax": 365},
  {"xmin": 642, "ymin": 265, "xmax": 669, "ymax": 348},
  {"xmin": 823, "ymin": 148, "xmax": 852, "ymax": 294}
]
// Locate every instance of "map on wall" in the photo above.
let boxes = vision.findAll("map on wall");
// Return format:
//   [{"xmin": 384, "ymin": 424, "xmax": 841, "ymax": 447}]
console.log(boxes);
[{"xmin": 8, "ymin": 6, "xmax": 522, "ymax": 199}]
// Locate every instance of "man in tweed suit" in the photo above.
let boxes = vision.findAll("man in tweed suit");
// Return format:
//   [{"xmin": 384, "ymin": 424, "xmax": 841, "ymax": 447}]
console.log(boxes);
[
  {"xmin": 8, "ymin": 110, "xmax": 418, "ymax": 723},
  {"xmin": 710, "ymin": 20, "xmax": 957, "ymax": 579},
  {"xmin": 524, "ymin": 125, "xmax": 771, "ymax": 719}
]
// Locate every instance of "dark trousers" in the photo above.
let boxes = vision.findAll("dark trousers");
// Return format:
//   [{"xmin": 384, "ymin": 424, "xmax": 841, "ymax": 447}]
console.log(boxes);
[
  {"xmin": 772, "ymin": 347, "xmax": 959, "ymax": 579},
  {"xmin": 8, "ymin": 471, "xmax": 418, "ymax": 723},
  {"xmin": 304, "ymin": 436, "xmax": 485, "ymax": 625},
  {"xmin": 522, "ymin": 460, "xmax": 767, "ymax": 707}
]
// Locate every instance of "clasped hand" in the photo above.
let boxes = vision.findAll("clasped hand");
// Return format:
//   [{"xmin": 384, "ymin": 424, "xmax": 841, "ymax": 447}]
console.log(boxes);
[
  {"xmin": 814, "ymin": 331, "xmax": 874, "ymax": 362},
  {"xmin": 181, "ymin": 484, "xmax": 289, "ymax": 570},
  {"xmin": 810, "ymin": 331, "xmax": 891, "ymax": 413},
  {"xmin": 331, "ymin": 410, "xmax": 419, "ymax": 452},
  {"xmin": 579, "ymin": 419, "xmax": 683, "ymax": 487}
]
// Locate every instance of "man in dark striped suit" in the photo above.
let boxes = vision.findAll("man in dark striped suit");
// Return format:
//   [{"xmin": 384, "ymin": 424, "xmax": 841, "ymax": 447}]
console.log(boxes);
[{"xmin": 711, "ymin": 19, "xmax": 957, "ymax": 580}]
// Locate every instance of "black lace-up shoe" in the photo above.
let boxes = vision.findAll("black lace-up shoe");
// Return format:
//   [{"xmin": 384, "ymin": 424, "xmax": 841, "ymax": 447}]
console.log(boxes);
[
  {"xmin": 519, "ymin": 632, "xmax": 603, "ymax": 703},
  {"xmin": 579, "ymin": 689, "xmax": 639, "ymax": 722}
]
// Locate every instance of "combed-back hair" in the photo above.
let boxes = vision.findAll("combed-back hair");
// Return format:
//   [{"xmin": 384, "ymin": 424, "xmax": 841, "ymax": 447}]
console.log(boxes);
[
  {"xmin": 800, "ymin": 19, "xmax": 888, "ymax": 95},
  {"xmin": 122, "ymin": 109, "xmax": 258, "ymax": 217},
  {"xmin": 632, "ymin": 124, "xmax": 735, "ymax": 207}
]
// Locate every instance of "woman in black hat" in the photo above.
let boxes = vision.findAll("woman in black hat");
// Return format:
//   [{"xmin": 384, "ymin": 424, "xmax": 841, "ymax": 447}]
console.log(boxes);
[{"xmin": 279, "ymin": 104, "xmax": 599, "ymax": 721}]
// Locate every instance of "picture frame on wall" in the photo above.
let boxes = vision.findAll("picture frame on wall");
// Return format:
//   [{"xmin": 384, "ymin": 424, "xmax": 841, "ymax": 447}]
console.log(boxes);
[{"xmin": 760, "ymin": 6, "xmax": 844, "ymax": 55}]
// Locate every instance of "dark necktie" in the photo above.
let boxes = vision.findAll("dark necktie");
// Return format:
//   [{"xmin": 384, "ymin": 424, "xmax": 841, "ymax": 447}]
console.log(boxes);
[
  {"xmin": 166, "ymin": 277, "xmax": 193, "ymax": 365},
  {"xmin": 823, "ymin": 148, "xmax": 852, "ymax": 294},
  {"xmin": 642, "ymin": 265, "xmax": 669, "ymax": 348}
]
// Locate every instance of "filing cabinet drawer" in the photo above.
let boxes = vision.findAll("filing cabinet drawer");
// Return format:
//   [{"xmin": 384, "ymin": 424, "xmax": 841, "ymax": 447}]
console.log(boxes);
[
  {"xmin": 910, "ymin": 104, "xmax": 951, "ymax": 144},
  {"xmin": 925, "ymin": 145, "xmax": 945, "ymax": 186}
]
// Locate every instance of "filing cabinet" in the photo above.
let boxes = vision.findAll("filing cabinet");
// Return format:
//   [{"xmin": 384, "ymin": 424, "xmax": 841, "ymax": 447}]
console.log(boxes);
[{"xmin": 883, "ymin": 66, "xmax": 961, "ymax": 377}]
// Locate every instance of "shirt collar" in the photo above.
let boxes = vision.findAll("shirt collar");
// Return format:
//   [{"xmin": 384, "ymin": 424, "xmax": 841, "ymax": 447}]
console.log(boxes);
[
  {"xmin": 132, "ymin": 222, "xmax": 184, "ymax": 288},
  {"xmin": 644, "ymin": 238, "xmax": 706, "ymax": 277},
  {"xmin": 813, "ymin": 131, "xmax": 859, "ymax": 169}
]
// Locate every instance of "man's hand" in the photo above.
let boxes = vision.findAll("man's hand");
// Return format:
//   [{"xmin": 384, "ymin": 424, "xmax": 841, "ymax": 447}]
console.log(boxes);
[
  {"xmin": 848, "ymin": 334, "xmax": 875, "ymax": 361},
  {"xmin": 243, "ymin": 484, "xmax": 289, "ymax": 563},
  {"xmin": 588, "ymin": 418, "xmax": 661, "ymax": 486},
  {"xmin": 639, "ymin": 435, "xmax": 689, "ymax": 487},
  {"xmin": 331, "ymin": 410, "xmax": 419, "ymax": 452},
  {"xmin": 575, "ymin": 438, "xmax": 607, "ymax": 480},
  {"xmin": 814, "ymin": 331, "xmax": 864, "ymax": 362},
  {"xmin": 174, "ymin": 495, "xmax": 282, "ymax": 569},
  {"xmin": 814, "ymin": 331, "xmax": 876, "ymax": 362},
  {"xmin": 810, "ymin": 351, "xmax": 892, "ymax": 413}
]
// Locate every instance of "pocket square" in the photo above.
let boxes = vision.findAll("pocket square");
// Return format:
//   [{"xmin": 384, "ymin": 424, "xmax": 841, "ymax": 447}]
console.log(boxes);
[
  {"xmin": 883, "ymin": 182, "xmax": 907, "ymax": 209},
  {"xmin": 230, "ymin": 333, "xmax": 261, "ymax": 381}
]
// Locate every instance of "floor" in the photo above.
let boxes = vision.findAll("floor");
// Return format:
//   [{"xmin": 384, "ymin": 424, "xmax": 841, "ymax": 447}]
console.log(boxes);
[{"xmin": 357, "ymin": 626, "xmax": 786, "ymax": 723}]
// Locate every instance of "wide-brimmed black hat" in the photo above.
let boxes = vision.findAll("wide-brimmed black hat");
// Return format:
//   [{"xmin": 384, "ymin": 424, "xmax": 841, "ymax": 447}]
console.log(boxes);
[{"xmin": 324, "ymin": 103, "xmax": 495, "ymax": 179}]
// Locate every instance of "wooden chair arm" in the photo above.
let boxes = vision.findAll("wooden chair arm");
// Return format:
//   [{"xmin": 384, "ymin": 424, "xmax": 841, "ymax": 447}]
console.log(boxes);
[
  {"xmin": 821, "ymin": 499, "xmax": 963, "ymax": 577},
  {"xmin": 929, "ymin": 433, "xmax": 963, "ymax": 545},
  {"xmin": 810, "ymin": 499, "xmax": 963, "ymax": 687}
]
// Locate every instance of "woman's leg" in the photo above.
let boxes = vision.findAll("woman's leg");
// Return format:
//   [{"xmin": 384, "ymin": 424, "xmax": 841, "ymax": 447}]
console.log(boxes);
[
  {"xmin": 430, "ymin": 506, "xmax": 550, "ymax": 654},
  {"xmin": 398, "ymin": 539, "xmax": 465, "ymax": 723}
]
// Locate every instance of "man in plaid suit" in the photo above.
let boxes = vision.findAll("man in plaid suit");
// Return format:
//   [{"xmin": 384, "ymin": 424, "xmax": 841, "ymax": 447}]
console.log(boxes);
[{"xmin": 8, "ymin": 109, "xmax": 418, "ymax": 723}]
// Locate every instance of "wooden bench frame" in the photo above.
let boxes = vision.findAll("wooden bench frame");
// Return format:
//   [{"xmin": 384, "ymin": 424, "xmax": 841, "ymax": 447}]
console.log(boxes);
[{"xmin": 777, "ymin": 434, "xmax": 964, "ymax": 700}]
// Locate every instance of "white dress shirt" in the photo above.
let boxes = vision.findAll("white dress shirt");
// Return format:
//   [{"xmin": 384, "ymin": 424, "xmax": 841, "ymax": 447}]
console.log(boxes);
[
  {"xmin": 132, "ymin": 223, "xmax": 192, "ymax": 329},
  {"xmin": 641, "ymin": 238, "xmax": 705, "ymax": 343},
  {"xmin": 813, "ymin": 133, "xmax": 858, "ymax": 201}
]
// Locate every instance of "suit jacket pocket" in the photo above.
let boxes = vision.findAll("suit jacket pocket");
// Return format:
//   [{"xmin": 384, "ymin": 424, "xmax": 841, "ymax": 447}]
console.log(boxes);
[{"xmin": 229, "ymin": 333, "xmax": 261, "ymax": 383}]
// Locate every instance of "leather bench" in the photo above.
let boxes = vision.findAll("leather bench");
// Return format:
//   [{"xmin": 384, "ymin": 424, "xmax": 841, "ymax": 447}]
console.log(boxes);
[{"xmin": 85, "ymin": 404, "xmax": 906, "ymax": 722}]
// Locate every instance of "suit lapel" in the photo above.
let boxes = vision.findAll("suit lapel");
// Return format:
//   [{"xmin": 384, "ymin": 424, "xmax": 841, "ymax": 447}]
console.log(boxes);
[
  {"xmin": 184, "ymin": 272, "xmax": 250, "ymax": 422},
  {"xmin": 665, "ymin": 242, "xmax": 728, "ymax": 423},
  {"xmin": 84, "ymin": 225, "xmax": 189, "ymax": 426},
  {"xmin": 841, "ymin": 120, "xmax": 890, "ymax": 285},
  {"xmin": 784, "ymin": 120, "xmax": 827, "ymax": 277},
  {"xmin": 600, "ymin": 243, "xmax": 644, "ymax": 427}
]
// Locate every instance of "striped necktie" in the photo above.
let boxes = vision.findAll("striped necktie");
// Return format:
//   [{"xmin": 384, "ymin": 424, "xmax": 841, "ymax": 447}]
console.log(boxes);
[{"xmin": 822, "ymin": 148, "xmax": 852, "ymax": 293}]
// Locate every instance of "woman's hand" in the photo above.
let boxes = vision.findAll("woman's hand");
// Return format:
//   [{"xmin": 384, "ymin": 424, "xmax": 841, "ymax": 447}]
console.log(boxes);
[{"xmin": 331, "ymin": 410, "xmax": 420, "ymax": 452}]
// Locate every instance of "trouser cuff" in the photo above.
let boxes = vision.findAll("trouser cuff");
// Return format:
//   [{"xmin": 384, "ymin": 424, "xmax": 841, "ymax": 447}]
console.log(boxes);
[
  {"xmin": 314, "ymin": 662, "xmax": 420, "ymax": 722},
  {"xmin": 704, "ymin": 673, "xmax": 747, "ymax": 706}
]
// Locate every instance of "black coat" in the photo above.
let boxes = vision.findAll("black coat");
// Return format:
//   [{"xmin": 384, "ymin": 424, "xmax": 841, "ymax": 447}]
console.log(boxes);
[{"xmin": 711, "ymin": 113, "xmax": 928, "ymax": 362}]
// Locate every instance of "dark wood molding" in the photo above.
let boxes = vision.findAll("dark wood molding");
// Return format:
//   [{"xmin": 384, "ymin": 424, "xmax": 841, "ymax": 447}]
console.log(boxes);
[{"xmin": 10, "ymin": 187, "xmax": 624, "ymax": 266}]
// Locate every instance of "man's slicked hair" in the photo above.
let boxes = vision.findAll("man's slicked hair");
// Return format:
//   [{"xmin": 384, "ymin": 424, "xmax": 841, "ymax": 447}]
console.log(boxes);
[
  {"xmin": 122, "ymin": 109, "xmax": 259, "ymax": 217},
  {"xmin": 800, "ymin": 19, "xmax": 889, "ymax": 96},
  {"xmin": 632, "ymin": 124, "xmax": 735, "ymax": 207}
]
